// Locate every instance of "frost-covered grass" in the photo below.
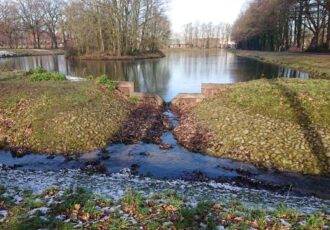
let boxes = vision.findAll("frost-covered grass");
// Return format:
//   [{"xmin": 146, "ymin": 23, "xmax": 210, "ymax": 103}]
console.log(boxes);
[
  {"xmin": 0, "ymin": 185, "xmax": 329, "ymax": 230},
  {"xmin": 0, "ymin": 70, "xmax": 130, "ymax": 154},
  {"xmin": 191, "ymin": 78, "xmax": 330, "ymax": 174},
  {"xmin": 0, "ymin": 48, "xmax": 65, "ymax": 57},
  {"xmin": 230, "ymin": 49, "xmax": 330, "ymax": 80}
]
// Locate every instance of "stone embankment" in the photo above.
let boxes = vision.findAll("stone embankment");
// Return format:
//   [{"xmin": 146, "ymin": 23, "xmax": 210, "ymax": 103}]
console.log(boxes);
[
  {"xmin": 116, "ymin": 81, "xmax": 231, "ymax": 108},
  {"xmin": 115, "ymin": 81, "xmax": 164, "ymax": 106},
  {"xmin": 171, "ymin": 83, "xmax": 230, "ymax": 108}
]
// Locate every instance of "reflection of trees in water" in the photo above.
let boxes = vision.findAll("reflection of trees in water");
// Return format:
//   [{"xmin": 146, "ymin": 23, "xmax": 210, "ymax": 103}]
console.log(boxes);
[
  {"xmin": 64, "ymin": 59, "xmax": 128, "ymax": 81},
  {"xmin": 65, "ymin": 58, "xmax": 170, "ymax": 98},
  {"xmin": 0, "ymin": 59, "xmax": 15, "ymax": 69},
  {"xmin": 127, "ymin": 60, "xmax": 170, "ymax": 97},
  {"xmin": 0, "ymin": 55, "xmax": 65, "ymax": 73},
  {"xmin": 278, "ymin": 67, "xmax": 308, "ymax": 78},
  {"xmin": 2, "ymin": 53, "xmax": 309, "ymax": 100},
  {"xmin": 180, "ymin": 50, "xmax": 230, "ymax": 81}
]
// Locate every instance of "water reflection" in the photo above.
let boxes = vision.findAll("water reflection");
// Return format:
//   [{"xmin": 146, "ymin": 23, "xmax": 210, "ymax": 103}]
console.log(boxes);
[{"xmin": 0, "ymin": 50, "xmax": 308, "ymax": 101}]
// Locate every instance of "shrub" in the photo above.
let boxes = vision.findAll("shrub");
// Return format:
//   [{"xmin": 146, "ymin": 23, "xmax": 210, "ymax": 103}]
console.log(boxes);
[
  {"xmin": 32, "ymin": 66, "xmax": 47, "ymax": 74},
  {"xmin": 127, "ymin": 49, "xmax": 141, "ymax": 56},
  {"xmin": 96, "ymin": 75, "xmax": 115, "ymax": 92},
  {"xmin": 29, "ymin": 67, "xmax": 66, "ymax": 82}
]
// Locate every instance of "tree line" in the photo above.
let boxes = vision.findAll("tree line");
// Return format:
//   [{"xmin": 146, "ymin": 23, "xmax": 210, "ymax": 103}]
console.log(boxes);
[
  {"xmin": 232, "ymin": 0, "xmax": 330, "ymax": 52},
  {"xmin": 0, "ymin": 0, "xmax": 171, "ymax": 56},
  {"xmin": 182, "ymin": 22, "xmax": 232, "ymax": 48}
]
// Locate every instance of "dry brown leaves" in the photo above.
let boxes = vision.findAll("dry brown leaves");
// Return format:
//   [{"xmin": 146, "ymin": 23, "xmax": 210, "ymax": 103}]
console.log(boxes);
[
  {"xmin": 173, "ymin": 109, "xmax": 219, "ymax": 152},
  {"xmin": 114, "ymin": 103, "xmax": 169, "ymax": 145}
]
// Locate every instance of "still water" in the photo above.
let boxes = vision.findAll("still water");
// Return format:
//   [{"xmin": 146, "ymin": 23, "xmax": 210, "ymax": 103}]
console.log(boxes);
[{"xmin": 0, "ymin": 50, "xmax": 308, "ymax": 101}]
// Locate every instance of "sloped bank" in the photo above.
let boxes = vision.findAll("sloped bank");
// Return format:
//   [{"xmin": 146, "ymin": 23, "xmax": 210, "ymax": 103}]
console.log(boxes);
[
  {"xmin": 173, "ymin": 79, "xmax": 330, "ymax": 175},
  {"xmin": 0, "ymin": 70, "xmax": 167, "ymax": 155}
]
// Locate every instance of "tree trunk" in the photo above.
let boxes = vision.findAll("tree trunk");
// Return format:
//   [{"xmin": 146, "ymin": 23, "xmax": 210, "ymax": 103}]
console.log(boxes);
[
  {"xmin": 311, "ymin": 30, "xmax": 320, "ymax": 50},
  {"xmin": 37, "ymin": 30, "xmax": 41, "ymax": 48},
  {"xmin": 32, "ymin": 31, "xmax": 37, "ymax": 48},
  {"xmin": 327, "ymin": 10, "xmax": 330, "ymax": 49},
  {"xmin": 296, "ymin": 0, "xmax": 304, "ymax": 48}
]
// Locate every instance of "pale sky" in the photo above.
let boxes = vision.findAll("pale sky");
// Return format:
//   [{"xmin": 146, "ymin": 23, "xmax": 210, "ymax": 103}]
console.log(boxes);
[{"xmin": 169, "ymin": 0, "xmax": 247, "ymax": 34}]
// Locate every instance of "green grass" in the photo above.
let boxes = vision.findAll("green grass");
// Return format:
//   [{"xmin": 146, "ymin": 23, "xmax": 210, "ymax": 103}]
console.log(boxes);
[
  {"xmin": 128, "ymin": 96, "xmax": 141, "ymax": 104},
  {"xmin": 191, "ymin": 78, "xmax": 330, "ymax": 174},
  {"xmin": 0, "ymin": 70, "xmax": 130, "ymax": 154},
  {"xmin": 96, "ymin": 74, "xmax": 115, "ymax": 92},
  {"xmin": 230, "ymin": 49, "xmax": 330, "ymax": 80},
  {"xmin": 29, "ymin": 67, "xmax": 66, "ymax": 81},
  {"xmin": 1, "ymin": 187, "xmax": 328, "ymax": 230}
]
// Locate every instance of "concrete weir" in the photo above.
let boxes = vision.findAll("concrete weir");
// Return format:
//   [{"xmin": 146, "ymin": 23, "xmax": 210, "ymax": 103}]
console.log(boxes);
[
  {"xmin": 115, "ymin": 81, "xmax": 230, "ymax": 107},
  {"xmin": 171, "ymin": 83, "xmax": 230, "ymax": 107},
  {"xmin": 115, "ymin": 81, "xmax": 164, "ymax": 106}
]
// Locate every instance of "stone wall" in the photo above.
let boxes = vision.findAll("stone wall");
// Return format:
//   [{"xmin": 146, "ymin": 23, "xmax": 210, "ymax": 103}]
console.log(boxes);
[
  {"xmin": 201, "ymin": 83, "xmax": 230, "ymax": 97},
  {"xmin": 171, "ymin": 83, "xmax": 230, "ymax": 108},
  {"xmin": 171, "ymin": 94, "xmax": 205, "ymax": 108},
  {"xmin": 115, "ymin": 81, "xmax": 230, "ymax": 108},
  {"xmin": 115, "ymin": 81, "xmax": 164, "ymax": 106}
]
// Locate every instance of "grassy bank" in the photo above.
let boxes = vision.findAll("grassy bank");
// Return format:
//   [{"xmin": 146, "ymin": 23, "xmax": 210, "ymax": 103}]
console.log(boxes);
[
  {"xmin": 229, "ymin": 49, "xmax": 330, "ymax": 80},
  {"xmin": 0, "ymin": 186, "xmax": 328, "ymax": 229},
  {"xmin": 175, "ymin": 79, "xmax": 330, "ymax": 175},
  {"xmin": 0, "ymin": 49, "xmax": 65, "ymax": 57},
  {"xmin": 0, "ymin": 70, "xmax": 131, "ymax": 154}
]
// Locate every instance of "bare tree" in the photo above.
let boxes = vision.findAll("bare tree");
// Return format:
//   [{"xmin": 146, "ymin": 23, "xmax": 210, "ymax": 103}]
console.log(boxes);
[
  {"xmin": 0, "ymin": 1, "xmax": 21, "ymax": 48},
  {"xmin": 17, "ymin": 0, "xmax": 46, "ymax": 48},
  {"xmin": 182, "ymin": 22, "xmax": 232, "ymax": 48},
  {"xmin": 41, "ymin": 0, "xmax": 64, "ymax": 49},
  {"xmin": 232, "ymin": 0, "xmax": 329, "ymax": 51}
]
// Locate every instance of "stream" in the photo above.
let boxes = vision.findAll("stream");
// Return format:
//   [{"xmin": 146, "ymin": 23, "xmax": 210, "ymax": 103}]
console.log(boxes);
[
  {"xmin": 0, "ymin": 51, "xmax": 329, "ymax": 211},
  {"xmin": 0, "ymin": 108, "xmax": 329, "ymax": 201}
]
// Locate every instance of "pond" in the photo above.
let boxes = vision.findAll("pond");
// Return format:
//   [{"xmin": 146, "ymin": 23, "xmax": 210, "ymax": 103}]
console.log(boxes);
[{"xmin": 0, "ymin": 50, "xmax": 308, "ymax": 101}]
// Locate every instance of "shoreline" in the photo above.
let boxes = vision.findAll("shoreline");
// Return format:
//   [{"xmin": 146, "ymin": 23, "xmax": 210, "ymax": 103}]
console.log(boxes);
[
  {"xmin": 228, "ymin": 49, "xmax": 330, "ymax": 80},
  {"xmin": 0, "ymin": 49, "xmax": 65, "ymax": 58},
  {"xmin": 73, "ymin": 51, "xmax": 165, "ymax": 61}
]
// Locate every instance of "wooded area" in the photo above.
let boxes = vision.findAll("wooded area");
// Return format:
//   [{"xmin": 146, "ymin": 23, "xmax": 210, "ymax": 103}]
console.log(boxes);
[
  {"xmin": 232, "ymin": 0, "xmax": 330, "ymax": 52},
  {"xmin": 0, "ymin": 0, "xmax": 171, "ymax": 56},
  {"xmin": 182, "ymin": 22, "xmax": 232, "ymax": 48}
]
